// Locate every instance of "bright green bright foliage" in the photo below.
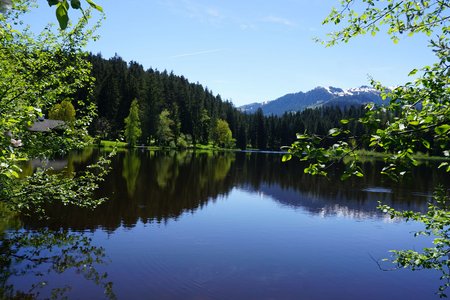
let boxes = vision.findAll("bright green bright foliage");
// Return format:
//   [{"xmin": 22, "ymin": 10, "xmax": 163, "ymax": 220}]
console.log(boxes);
[
  {"xmin": 321, "ymin": 0, "xmax": 450, "ymax": 45},
  {"xmin": 1, "ymin": 3, "xmax": 92, "ymax": 178},
  {"xmin": 157, "ymin": 109, "xmax": 176, "ymax": 147},
  {"xmin": 0, "ymin": 2, "xmax": 115, "ymax": 297},
  {"xmin": 46, "ymin": 0, "xmax": 103, "ymax": 29},
  {"xmin": 0, "ymin": 0, "xmax": 103, "ymax": 30},
  {"xmin": 284, "ymin": 0, "xmax": 450, "ymax": 296},
  {"xmin": 124, "ymin": 99, "xmax": 142, "ymax": 147},
  {"xmin": 213, "ymin": 119, "xmax": 234, "ymax": 148},
  {"xmin": 48, "ymin": 99, "xmax": 76, "ymax": 122},
  {"xmin": 0, "ymin": 1, "xmax": 109, "ymax": 216}
]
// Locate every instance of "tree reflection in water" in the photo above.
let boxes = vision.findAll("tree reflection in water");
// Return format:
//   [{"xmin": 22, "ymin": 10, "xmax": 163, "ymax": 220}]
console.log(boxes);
[
  {"xmin": 1, "ymin": 148, "xmax": 116, "ymax": 299},
  {"xmin": 122, "ymin": 150, "xmax": 141, "ymax": 197},
  {"xmin": 5, "ymin": 149, "xmax": 449, "ymax": 298},
  {"xmin": 22, "ymin": 149, "xmax": 449, "ymax": 232},
  {"xmin": 0, "ymin": 228, "xmax": 115, "ymax": 299}
]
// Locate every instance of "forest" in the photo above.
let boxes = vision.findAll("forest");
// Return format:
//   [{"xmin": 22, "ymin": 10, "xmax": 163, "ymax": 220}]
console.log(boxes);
[{"xmin": 84, "ymin": 53, "xmax": 369, "ymax": 150}]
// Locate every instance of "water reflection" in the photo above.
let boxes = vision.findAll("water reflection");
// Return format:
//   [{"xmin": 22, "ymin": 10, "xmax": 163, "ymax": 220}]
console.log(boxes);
[
  {"xmin": 122, "ymin": 150, "xmax": 141, "ymax": 197},
  {"xmin": 25, "ymin": 149, "xmax": 449, "ymax": 232}
]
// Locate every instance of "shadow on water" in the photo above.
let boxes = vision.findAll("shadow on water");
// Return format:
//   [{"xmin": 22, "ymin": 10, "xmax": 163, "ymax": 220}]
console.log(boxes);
[
  {"xmin": 24, "ymin": 148, "xmax": 449, "ymax": 231},
  {"xmin": 4, "ymin": 148, "xmax": 450, "ymax": 299},
  {"xmin": 1, "ymin": 148, "xmax": 115, "ymax": 299}
]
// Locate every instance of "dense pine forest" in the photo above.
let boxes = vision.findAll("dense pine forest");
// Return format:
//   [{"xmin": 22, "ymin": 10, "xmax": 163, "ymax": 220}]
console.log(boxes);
[{"xmin": 86, "ymin": 53, "xmax": 369, "ymax": 150}]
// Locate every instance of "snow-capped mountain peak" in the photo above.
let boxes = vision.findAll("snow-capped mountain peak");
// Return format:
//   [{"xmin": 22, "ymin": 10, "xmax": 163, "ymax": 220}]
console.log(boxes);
[{"xmin": 239, "ymin": 86, "xmax": 382, "ymax": 115}]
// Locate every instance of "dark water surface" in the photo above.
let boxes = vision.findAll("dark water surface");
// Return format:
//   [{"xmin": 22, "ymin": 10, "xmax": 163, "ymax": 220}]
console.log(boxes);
[{"xmin": 7, "ymin": 150, "xmax": 450, "ymax": 299}]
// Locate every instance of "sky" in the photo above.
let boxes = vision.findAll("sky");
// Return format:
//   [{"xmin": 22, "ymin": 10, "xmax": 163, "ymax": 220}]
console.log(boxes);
[{"xmin": 23, "ymin": 0, "xmax": 436, "ymax": 107}]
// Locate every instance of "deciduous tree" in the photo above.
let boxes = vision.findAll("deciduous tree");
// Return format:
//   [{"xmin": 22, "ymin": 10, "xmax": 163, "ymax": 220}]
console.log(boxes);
[
  {"xmin": 213, "ymin": 119, "xmax": 233, "ymax": 148},
  {"xmin": 157, "ymin": 109, "xmax": 175, "ymax": 147},
  {"xmin": 124, "ymin": 99, "xmax": 142, "ymax": 147},
  {"xmin": 48, "ymin": 99, "xmax": 76, "ymax": 123},
  {"xmin": 284, "ymin": 0, "xmax": 450, "ymax": 296},
  {"xmin": 0, "ymin": 1, "xmax": 114, "ymax": 297}
]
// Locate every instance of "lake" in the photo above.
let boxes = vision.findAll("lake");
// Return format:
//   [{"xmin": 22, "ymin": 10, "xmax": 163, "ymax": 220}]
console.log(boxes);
[{"xmin": 5, "ymin": 149, "xmax": 450, "ymax": 299}]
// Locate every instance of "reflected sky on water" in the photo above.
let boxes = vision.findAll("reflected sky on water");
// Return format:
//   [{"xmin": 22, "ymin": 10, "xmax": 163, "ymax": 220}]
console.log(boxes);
[{"xmin": 9, "ymin": 150, "xmax": 450, "ymax": 299}]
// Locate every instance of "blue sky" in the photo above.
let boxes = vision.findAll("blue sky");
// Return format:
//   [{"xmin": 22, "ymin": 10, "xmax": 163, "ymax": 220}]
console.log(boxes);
[{"xmin": 25, "ymin": 0, "xmax": 436, "ymax": 106}]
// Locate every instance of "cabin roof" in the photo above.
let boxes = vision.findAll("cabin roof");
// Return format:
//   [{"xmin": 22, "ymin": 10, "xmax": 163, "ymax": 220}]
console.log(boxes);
[{"xmin": 29, "ymin": 119, "xmax": 66, "ymax": 132}]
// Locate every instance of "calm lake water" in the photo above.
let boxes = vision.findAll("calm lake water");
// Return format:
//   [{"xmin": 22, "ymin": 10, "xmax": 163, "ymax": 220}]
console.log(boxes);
[{"xmin": 6, "ymin": 149, "xmax": 450, "ymax": 299}]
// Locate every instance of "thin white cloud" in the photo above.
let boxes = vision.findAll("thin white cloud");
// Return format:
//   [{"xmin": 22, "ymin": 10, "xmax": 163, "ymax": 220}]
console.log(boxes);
[
  {"xmin": 170, "ymin": 49, "xmax": 224, "ymax": 59},
  {"xmin": 240, "ymin": 22, "xmax": 257, "ymax": 30},
  {"xmin": 158, "ymin": 0, "xmax": 224, "ymax": 22},
  {"xmin": 263, "ymin": 15, "xmax": 297, "ymax": 27},
  {"xmin": 176, "ymin": 0, "xmax": 224, "ymax": 23},
  {"xmin": 206, "ymin": 8, "xmax": 221, "ymax": 18}
]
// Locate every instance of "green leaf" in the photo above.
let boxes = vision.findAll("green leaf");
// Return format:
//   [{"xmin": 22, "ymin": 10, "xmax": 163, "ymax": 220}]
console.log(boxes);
[
  {"xmin": 86, "ymin": 0, "xmax": 103, "ymax": 12},
  {"xmin": 422, "ymin": 140, "xmax": 431, "ymax": 149},
  {"xmin": 56, "ymin": 3, "xmax": 69, "ymax": 29},
  {"xmin": 354, "ymin": 171, "xmax": 364, "ymax": 177},
  {"xmin": 435, "ymin": 124, "xmax": 450, "ymax": 135},
  {"xmin": 282, "ymin": 154, "xmax": 292, "ymax": 162},
  {"xmin": 48, "ymin": 0, "xmax": 59, "ymax": 6},
  {"xmin": 438, "ymin": 162, "xmax": 449, "ymax": 169},
  {"xmin": 340, "ymin": 119, "xmax": 350, "ymax": 124},
  {"xmin": 408, "ymin": 68, "xmax": 418, "ymax": 76}
]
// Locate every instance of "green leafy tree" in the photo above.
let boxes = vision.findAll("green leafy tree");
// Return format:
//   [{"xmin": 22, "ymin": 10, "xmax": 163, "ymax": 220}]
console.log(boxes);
[
  {"xmin": 124, "ymin": 99, "xmax": 142, "ymax": 147},
  {"xmin": 48, "ymin": 99, "xmax": 76, "ymax": 122},
  {"xmin": 284, "ymin": 0, "xmax": 450, "ymax": 296},
  {"xmin": 213, "ymin": 119, "xmax": 234, "ymax": 148},
  {"xmin": 0, "ymin": 1, "xmax": 104, "ymax": 181},
  {"xmin": 0, "ymin": 1, "xmax": 115, "ymax": 297},
  {"xmin": 0, "ymin": 0, "xmax": 112, "ymax": 215},
  {"xmin": 157, "ymin": 109, "xmax": 175, "ymax": 147}
]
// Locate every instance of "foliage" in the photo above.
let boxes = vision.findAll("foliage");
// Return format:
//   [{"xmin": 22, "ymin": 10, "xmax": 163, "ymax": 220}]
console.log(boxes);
[
  {"xmin": 212, "ymin": 119, "xmax": 234, "ymax": 148},
  {"xmin": 46, "ymin": 0, "xmax": 103, "ymax": 29},
  {"xmin": 0, "ymin": 1, "xmax": 115, "ymax": 297},
  {"xmin": 379, "ymin": 187, "xmax": 450, "ymax": 297},
  {"xmin": 321, "ymin": 0, "xmax": 449, "ymax": 45},
  {"xmin": 0, "ymin": 0, "xmax": 99, "ymax": 178},
  {"xmin": 284, "ymin": 0, "xmax": 450, "ymax": 296},
  {"xmin": 0, "ymin": 0, "xmax": 110, "ymax": 211},
  {"xmin": 124, "ymin": 99, "xmax": 142, "ymax": 147},
  {"xmin": 2, "ymin": 152, "xmax": 113, "ymax": 218},
  {"xmin": 156, "ymin": 109, "xmax": 175, "ymax": 147},
  {"xmin": 48, "ymin": 99, "xmax": 76, "ymax": 123}
]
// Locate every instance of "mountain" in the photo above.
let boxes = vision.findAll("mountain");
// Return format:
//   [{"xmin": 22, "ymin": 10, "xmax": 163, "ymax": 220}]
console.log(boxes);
[{"xmin": 239, "ymin": 86, "xmax": 383, "ymax": 115}]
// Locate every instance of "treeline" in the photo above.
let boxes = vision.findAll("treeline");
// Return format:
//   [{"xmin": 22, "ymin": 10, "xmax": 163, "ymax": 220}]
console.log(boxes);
[{"xmin": 86, "ymin": 53, "xmax": 368, "ymax": 149}]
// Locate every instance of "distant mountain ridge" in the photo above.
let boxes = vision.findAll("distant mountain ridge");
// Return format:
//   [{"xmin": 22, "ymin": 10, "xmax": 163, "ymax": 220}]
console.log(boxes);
[{"xmin": 239, "ymin": 86, "xmax": 383, "ymax": 115}]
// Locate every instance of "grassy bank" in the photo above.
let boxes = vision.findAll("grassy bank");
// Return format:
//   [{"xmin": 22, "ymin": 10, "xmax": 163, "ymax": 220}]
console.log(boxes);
[
  {"xmin": 99, "ymin": 140, "xmax": 128, "ymax": 148},
  {"xmin": 97, "ymin": 140, "xmax": 238, "ymax": 152}
]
